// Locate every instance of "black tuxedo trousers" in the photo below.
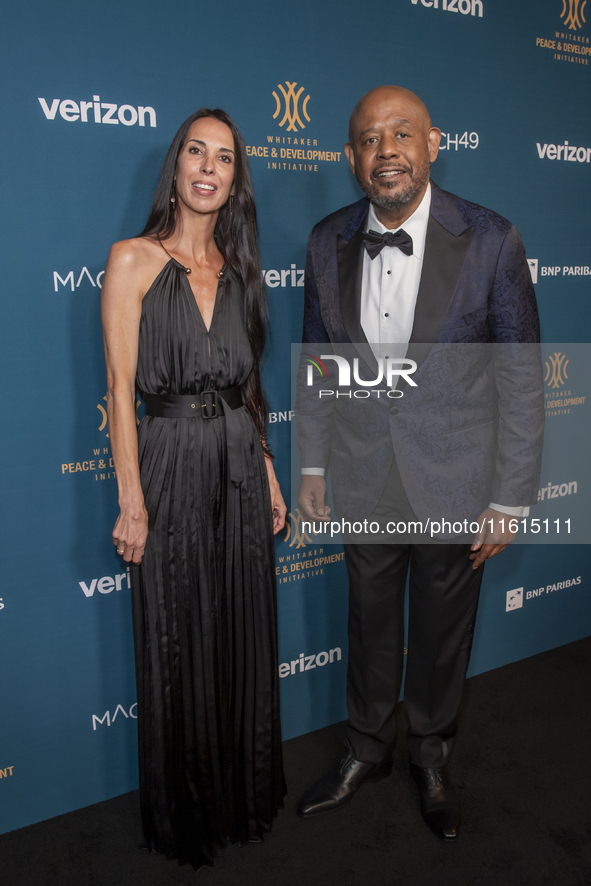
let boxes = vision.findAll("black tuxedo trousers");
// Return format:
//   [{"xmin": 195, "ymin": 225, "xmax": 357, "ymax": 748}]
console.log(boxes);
[{"xmin": 344, "ymin": 538, "xmax": 484, "ymax": 769}]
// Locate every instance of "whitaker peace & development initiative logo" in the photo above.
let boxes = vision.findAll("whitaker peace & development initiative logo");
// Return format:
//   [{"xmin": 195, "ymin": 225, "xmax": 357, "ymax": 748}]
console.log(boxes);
[
  {"xmin": 546, "ymin": 351, "xmax": 569, "ymax": 389},
  {"xmin": 272, "ymin": 81, "xmax": 311, "ymax": 132},
  {"xmin": 534, "ymin": 0, "xmax": 589, "ymax": 67},
  {"xmin": 543, "ymin": 350, "xmax": 586, "ymax": 417},
  {"xmin": 544, "ymin": 350, "xmax": 586, "ymax": 417},
  {"xmin": 245, "ymin": 80, "xmax": 343, "ymax": 175},
  {"xmin": 561, "ymin": 0, "xmax": 587, "ymax": 30},
  {"xmin": 95, "ymin": 393, "xmax": 142, "ymax": 437},
  {"xmin": 61, "ymin": 393, "xmax": 141, "ymax": 482},
  {"xmin": 277, "ymin": 533, "xmax": 345, "ymax": 576}
]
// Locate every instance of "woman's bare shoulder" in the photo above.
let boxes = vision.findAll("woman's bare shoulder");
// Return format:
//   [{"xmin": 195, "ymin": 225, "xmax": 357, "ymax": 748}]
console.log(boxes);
[
  {"xmin": 107, "ymin": 236, "xmax": 162, "ymax": 272},
  {"xmin": 104, "ymin": 237, "xmax": 168, "ymax": 299}
]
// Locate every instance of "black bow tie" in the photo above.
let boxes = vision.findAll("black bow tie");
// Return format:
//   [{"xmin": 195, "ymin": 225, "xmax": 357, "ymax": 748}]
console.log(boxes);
[{"xmin": 362, "ymin": 228, "xmax": 413, "ymax": 260}]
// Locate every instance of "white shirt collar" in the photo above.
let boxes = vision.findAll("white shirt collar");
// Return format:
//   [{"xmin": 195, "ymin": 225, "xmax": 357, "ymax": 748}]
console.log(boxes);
[{"xmin": 366, "ymin": 181, "xmax": 431, "ymax": 261}]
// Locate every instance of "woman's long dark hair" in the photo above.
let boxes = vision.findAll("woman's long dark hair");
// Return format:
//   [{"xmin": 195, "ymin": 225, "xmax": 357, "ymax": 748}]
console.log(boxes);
[{"xmin": 140, "ymin": 108, "xmax": 270, "ymax": 447}]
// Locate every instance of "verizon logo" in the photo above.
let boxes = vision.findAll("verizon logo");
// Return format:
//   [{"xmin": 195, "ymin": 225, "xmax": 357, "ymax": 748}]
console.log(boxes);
[{"xmin": 38, "ymin": 95, "xmax": 156, "ymax": 128}]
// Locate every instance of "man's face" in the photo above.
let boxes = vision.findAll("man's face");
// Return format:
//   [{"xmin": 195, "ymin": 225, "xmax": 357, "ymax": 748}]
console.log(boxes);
[{"xmin": 344, "ymin": 90, "xmax": 441, "ymax": 219}]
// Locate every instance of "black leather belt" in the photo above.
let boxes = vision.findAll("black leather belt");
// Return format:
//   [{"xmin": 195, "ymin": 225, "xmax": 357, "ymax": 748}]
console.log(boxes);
[{"xmin": 141, "ymin": 387, "xmax": 243, "ymax": 419}]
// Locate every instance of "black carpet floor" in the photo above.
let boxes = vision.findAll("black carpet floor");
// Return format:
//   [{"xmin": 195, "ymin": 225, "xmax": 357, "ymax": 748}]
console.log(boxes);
[{"xmin": 2, "ymin": 637, "xmax": 591, "ymax": 886}]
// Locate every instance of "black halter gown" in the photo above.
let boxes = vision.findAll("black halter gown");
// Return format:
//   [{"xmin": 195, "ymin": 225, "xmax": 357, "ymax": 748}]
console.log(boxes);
[{"xmin": 129, "ymin": 258, "xmax": 285, "ymax": 869}]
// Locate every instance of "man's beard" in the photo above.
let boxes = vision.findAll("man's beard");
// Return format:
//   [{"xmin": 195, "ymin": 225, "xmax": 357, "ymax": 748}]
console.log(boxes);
[{"xmin": 357, "ymin": 162, "xmax": 430, "ymax": 214}]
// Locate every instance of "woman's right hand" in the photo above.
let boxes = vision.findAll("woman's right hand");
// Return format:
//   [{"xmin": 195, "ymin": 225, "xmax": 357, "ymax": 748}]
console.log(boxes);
[{"xmin": 113, "ymin": 505, "xmax": 149, "ymax": 564}]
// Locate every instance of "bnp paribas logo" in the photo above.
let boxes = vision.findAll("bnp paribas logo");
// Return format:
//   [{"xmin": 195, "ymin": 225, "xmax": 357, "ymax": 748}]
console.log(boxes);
[
  {"xmin": 272, "ymin": 81, "xmax": 311, "ymax": 132},
  {"xmin": 545, "ymin": 351, "xmax": 569, "ymax": 388},
  {"xmin": 560, "ymin": 0, "xmax": 587, "ymax": 30},
  {"xmin": 506, "ymin": 588, "xmax": 524, "ymax": 612}
]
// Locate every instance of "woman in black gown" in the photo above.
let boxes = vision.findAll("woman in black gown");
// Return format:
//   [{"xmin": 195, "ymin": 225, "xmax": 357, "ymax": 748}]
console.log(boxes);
[{"xmin": 101, "ymin": 108, "xmax": 286, "ymax": 869}]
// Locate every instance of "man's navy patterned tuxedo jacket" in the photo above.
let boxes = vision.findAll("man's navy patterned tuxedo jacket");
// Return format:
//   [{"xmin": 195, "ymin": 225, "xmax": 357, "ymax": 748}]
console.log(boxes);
[{"xmin": 296, "ymin": 182, "xmax": 545, "ymax": 533}]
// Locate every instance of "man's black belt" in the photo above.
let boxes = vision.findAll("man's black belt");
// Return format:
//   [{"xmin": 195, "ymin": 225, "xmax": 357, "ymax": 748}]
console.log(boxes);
[{"xmin": 141, "ymin": 387, "xmax": 243, "ymax": 420}]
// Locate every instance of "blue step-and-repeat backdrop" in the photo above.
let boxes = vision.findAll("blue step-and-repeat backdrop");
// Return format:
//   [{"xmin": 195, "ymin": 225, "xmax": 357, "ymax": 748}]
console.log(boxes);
[{"xmin": 1, "ymin": 0, "xmax": 590, "ymax": 834}]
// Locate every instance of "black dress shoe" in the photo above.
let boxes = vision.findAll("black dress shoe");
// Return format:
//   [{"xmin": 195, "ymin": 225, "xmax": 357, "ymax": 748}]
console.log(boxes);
[
  {"xmin": 409, "ymin": 762, "xmax": 461, "ymax": 840},
  {"xmin": 297, "ymin": 742, "xmax": 392, "ymax": 818}
]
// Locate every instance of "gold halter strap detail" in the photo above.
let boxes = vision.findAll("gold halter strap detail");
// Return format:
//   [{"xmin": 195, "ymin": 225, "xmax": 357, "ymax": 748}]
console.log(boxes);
[
  {"xmin": 156, "ymin": 238, "xmax": 225, "ymax": 278},
  {"xmin": 156, "ymin": 237, "xmax": 191, "ymax": 275}
]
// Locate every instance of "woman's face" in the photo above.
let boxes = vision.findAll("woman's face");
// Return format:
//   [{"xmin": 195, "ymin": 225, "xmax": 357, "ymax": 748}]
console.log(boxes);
[{"xmin": 175, "ymin": 117, "xmax": 235, "ymax": 216}]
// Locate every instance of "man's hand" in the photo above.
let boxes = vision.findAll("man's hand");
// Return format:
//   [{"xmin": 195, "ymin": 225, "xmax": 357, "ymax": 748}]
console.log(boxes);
[
  {"xmin": 298, "ymin": 475, "xmax": 331, "ymax": 522},
  {"xmin": 469, "ymin": 507, "xmax": 517, "ymax": 570}
]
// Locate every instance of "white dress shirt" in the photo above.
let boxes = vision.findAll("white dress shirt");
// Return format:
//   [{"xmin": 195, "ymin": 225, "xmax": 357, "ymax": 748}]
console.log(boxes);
[
  {"xmin": 360, "ymin": 183, "xmax": 430, "ymax": 358},
  {"xmin": 302, "ymin": 184, "xmax": 528, "ymax": 518}
]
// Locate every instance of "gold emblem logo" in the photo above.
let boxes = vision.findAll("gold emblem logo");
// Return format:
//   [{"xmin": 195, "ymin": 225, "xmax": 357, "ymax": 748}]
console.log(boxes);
[
  {"xmin": 272, "ymin": 82, "xmax": 311, "ymax": 132},
  {"xmin": 560, "ymin": 0, "xmax": 587, "ymax": 30},
  {"xmin": 97, "ymin": 394, "xmax": 142, "ymax": 435},
  {"xmin": 283, "ymin": 508, "xmax": 318, "ymax": 548},
  {"xmin": 97, "ymin": 395, "xmax": 108, "ymax": 432},
  {"xmin": 545, "ymin": 352, "xmax": 570, "ymax": 388}
]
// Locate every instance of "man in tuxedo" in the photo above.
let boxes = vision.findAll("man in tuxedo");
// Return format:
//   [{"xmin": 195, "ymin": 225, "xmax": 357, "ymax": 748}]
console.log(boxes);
[{"xmin": 296, "ymin": 86, "xmax": 543, "ymax": 839}]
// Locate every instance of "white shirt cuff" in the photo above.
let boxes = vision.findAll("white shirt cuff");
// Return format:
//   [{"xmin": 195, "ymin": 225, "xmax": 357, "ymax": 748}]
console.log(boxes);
[
  {"xmin": 301, "ymin": 468, "xmax": 325, "ymax": 476},
  {"xmin": 489, "ymin": 502, "xmax": 530, "ymax": 518}
]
